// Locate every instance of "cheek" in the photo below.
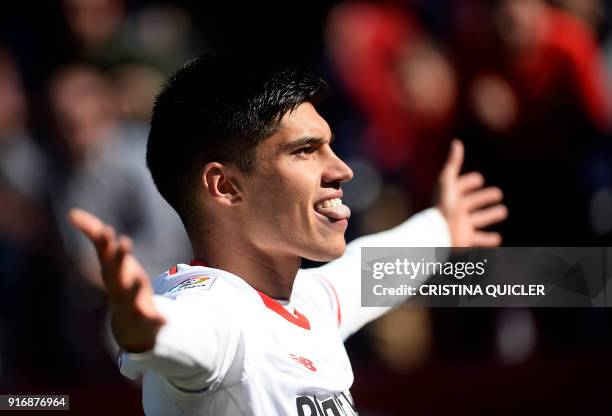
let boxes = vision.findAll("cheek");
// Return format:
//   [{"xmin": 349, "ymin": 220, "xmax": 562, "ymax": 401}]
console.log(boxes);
[
  {"xmin": 274, "ymin": 185, "xmax": 313, "ymax": 229},
  {"xmin": 247, "ymin": 176, "xmax": 310, "ymax": 228},
  {"xmin": 244, "ymin": 165, "xmax": 322, "ymax": 242}
]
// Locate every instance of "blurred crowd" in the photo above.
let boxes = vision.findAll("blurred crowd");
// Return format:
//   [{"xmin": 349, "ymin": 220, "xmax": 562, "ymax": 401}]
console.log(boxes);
[
  {"xmin": 1, "ymin": 0, "xmax": 612, "ymax": 414},
  {"xmin": 327, "ymin": 0, "xmax": 612, "ymax": 244},
  {"xmin": 0, "ymin": 0, "xmax": 197, "ymax": 411}
]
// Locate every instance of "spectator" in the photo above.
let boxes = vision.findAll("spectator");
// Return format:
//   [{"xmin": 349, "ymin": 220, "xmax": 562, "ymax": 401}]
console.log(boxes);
[
  {"xmin": 454, "ymin": 0, "xmax": 610, "ymax": 244},
  {"xmin": 47, "ymin": 64, "xmax": 190, "ymax": 286},
  {"xmin": 0, "ymin": 47, "xmax": 55, "ymax": 386},
  {"xmin": 326, "ymin": 1, "xmax": 457, "ymax": 211}
]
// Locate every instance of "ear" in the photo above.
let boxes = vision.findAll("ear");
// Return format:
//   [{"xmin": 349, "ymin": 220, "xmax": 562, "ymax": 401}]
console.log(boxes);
[{"xmin": 202, "ymin": 162, "xmax": 243, "ymax": 206}]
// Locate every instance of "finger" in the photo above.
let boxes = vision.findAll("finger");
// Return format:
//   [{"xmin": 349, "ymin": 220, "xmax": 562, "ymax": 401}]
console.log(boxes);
[
  {"xmin": 99, "ymin": 225, "xmax": 118, "ymax": 262},
  {"xmin": 104, "ymin": 235, "xmax": 133, "ymax": 292},
  {"xmin": 457, "ymin": 171, "xmax": 484, "ymax": 194},
  {"xmin": 472, "ymin": 231, "xmax": 502, "ymax": 247},
  {"xmin": 441, "ymin": 139, "xmax": 464, "ymax": 183},
  {"xmin": 118, "ymin": 235, "xmax": 134, "ymax": 255},
  {"xmin": 69, "ymin": 208, "xmax": 118, "ymax": 262},
  {"xmin": 68, "ymin": 208, "xmax": 105, "ymax": 241},
  {"xmin": 113, "ymin": 268, "xmax": 140, "ymax": 304},
  {"xmin": 464, "ymin": 187, "xmax": 503, "ymax": 211},
  {"xmin": 470, "ymin": 204, "xmax": 508, "ymax": 228}
]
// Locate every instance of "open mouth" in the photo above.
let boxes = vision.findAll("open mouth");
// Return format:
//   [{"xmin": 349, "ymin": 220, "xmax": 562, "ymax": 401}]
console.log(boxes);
[{"xmin": 314, "ymin": 197, "xmax": 351, "ymax": 224}]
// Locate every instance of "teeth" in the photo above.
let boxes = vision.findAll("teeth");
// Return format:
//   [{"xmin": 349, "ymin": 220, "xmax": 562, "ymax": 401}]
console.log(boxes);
[{"xmin": 316, "ymin": 198, "xmax": 342, "ymax": 210}]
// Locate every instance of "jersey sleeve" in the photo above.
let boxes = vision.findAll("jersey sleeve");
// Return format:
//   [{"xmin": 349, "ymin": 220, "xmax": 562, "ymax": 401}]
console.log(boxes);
[
  {"xmin": 119, "ymin": 272, "xmax": 242, "ymax": 396},
  {"xmin": 310, "ymin": 207, "xmax": 450, "ymax": 340}
]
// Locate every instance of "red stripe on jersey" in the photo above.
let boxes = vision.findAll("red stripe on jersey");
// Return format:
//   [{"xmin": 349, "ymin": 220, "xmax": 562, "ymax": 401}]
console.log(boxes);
[
  {"xmin": 257, "ymin": 291, "xmax": 311, "ymax": 330},
  {"xmin": 190, "ymin": 259, "xmax": 209, "ymax": 267},
  {"xmin": 321, "ymin": 277, "xmax": 342, "ymax": 327},
  {"xmin": 168, "ymin": 265, "xmax": 178, "ymax": 275}
]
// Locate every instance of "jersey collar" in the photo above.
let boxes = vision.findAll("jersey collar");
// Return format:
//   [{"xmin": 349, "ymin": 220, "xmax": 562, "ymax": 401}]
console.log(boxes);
[
  {"xmin": 256, "ymin": 290, "xmax": 311, "ymax": 330},
  {"xmin": 190, "ymin": 259, "xmax": 311, "ymax": 330}
]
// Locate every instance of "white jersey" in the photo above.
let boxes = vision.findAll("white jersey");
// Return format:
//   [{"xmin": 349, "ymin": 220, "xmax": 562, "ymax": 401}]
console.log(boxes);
[{"xmin": 119, "ymin": 208, "xmax": 450, "ymax": 415}]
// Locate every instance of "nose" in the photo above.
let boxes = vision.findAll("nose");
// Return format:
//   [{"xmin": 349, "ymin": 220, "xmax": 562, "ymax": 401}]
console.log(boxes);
[{"xmin": 323, "ymin": 149, "xmax": 354, "ymax": 186}]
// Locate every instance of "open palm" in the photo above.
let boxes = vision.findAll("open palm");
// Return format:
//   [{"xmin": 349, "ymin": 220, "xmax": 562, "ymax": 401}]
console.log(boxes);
[
  {"xmin": 437, "ymin": 140, "xmax": 508, "ymax": 247},
  {"xmin": 69, "ymin": 208, "xmax": 165, "ymax": 352}
]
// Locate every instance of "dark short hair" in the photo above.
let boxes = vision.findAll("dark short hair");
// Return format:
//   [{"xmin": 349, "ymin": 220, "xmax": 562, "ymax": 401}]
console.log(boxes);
[{"xmin": 146, "ymin": 55, "xmax": 328, "ymax": 230}]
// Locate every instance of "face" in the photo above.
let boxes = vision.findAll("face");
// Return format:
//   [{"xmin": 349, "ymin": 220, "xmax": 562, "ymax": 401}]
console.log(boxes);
[
  {"xmin": 51, "ymin": 67, "xmax": 116, "ymax": 159},
  {"xmin": 237, "ymin": 102, "xmax": 353, "ymax": 262},
  {"xmin": 496, "ymin": 0, "xmax": 545, "ymax": 52}
]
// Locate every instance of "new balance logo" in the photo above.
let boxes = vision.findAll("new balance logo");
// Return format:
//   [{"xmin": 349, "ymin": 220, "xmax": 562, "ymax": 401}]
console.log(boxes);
[{"xmin": 289, "ymin": 354, "xmax": 317, "ymax": 372}]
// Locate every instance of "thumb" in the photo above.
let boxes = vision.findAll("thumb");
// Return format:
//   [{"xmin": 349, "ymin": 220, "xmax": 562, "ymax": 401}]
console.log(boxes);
[{"xmin": 441, "ymin": 139, "xmax": 464, "ymax": 183}]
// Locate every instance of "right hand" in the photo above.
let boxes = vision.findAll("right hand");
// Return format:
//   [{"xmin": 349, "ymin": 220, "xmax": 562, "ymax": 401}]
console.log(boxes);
[{"xmin": 68, "ymin": 208, "xmax": 166, "ymax": 352}]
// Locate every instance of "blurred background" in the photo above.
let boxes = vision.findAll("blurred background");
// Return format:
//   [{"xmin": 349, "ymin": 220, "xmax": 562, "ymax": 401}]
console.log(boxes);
[{"xmin": 1, "ymin": 0, "xmax": 612, "ymax": 414}]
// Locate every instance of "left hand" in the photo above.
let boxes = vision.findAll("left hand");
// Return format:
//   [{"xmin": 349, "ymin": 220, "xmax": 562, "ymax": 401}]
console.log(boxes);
[{"xmin": 436, "ymin": 139, "xmax": 508, "ymax": 247}]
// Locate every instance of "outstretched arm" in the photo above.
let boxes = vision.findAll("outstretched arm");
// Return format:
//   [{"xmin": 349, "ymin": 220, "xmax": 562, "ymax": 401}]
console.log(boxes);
[
  {"xmin": 68, "ymin": 209, "xmax": 240, "ymax": 393},
  {"xmin": 311, "ymin": 139, "xmax": 507, "ymax": 340}
]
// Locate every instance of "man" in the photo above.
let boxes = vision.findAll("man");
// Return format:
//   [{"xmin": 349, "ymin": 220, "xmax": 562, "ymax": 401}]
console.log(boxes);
[
  {"xmin": 69, "ymin": 55, "xmax": 507, "ymax": 415},
  {"xmin": 49, "ymin": 64, "xmax": 190, "ymax": 284}
]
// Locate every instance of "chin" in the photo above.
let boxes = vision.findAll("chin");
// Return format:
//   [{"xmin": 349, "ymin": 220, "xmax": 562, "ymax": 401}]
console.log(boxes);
[{"xmin": 306, "ymin": 241, "xmax": 347, "ymax": 262}]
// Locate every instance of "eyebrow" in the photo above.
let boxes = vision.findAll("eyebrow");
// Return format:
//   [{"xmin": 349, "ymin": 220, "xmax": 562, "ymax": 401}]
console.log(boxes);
[{"xmin": 278, "ymin": 133, "xmax": 335, "ymax": 154}]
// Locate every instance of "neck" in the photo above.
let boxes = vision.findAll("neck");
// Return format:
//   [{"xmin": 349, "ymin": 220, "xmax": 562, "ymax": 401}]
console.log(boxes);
[{"xmin": 192, "ymin": 239, "xmax": 301, "ymax": 300}]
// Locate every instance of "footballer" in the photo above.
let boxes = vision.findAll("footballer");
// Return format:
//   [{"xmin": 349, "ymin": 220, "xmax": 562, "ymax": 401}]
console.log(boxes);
[{"xmin": 69, "ymin": 55, "xmax": 507, "ymax": 415}]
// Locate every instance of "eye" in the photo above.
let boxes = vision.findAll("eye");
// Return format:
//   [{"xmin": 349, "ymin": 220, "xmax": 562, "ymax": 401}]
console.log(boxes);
[{"xmin": 292, "ymin": 146, "xmax": 317, "ymax": 157}]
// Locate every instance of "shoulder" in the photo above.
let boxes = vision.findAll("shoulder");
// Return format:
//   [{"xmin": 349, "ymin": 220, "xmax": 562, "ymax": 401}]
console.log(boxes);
[{"xmin": 152, "ymin": 263, "xmax": 228, "ymax": 299}]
